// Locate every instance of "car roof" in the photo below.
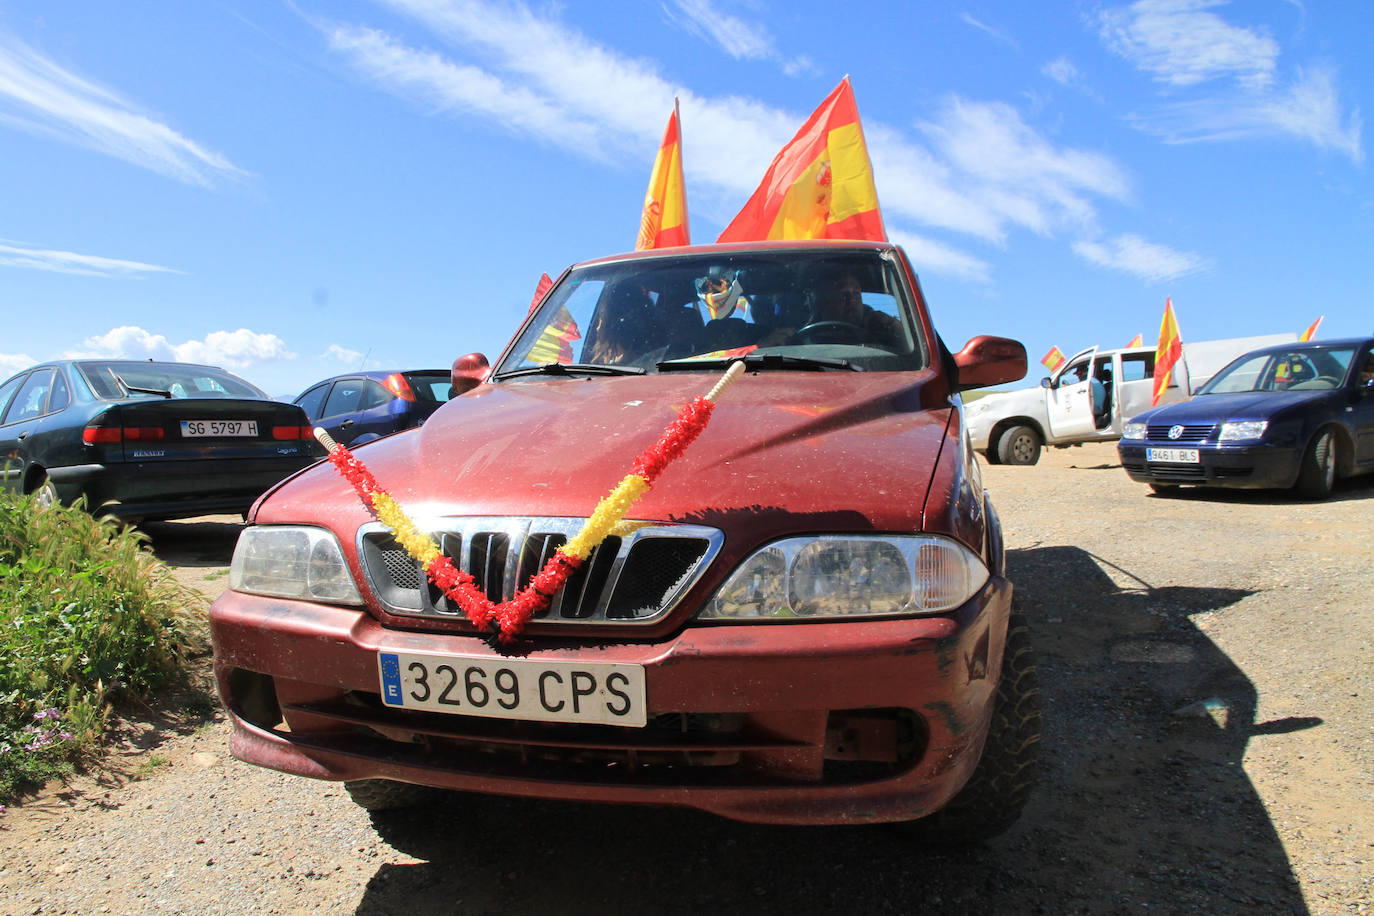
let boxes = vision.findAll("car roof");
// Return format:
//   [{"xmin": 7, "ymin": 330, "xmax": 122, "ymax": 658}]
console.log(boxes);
[
  {"xmin": 1242, "ymin": 336, "xmax": 1374, "ymax": 355},
  {"xmin": 570, "ymin": 239, "xmax": 900, "ymax": 270}
]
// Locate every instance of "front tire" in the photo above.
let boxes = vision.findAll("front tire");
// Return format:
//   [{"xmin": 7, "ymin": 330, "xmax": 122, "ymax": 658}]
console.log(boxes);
[
  {"xmin": 1295, "ymin": 429, "xmax": 1336, "ymax": 500},
  {"xmin": 996, "ymin": 425, "xmax": 1042, "ymax": 466},
  {"xmin": 896, "ymin": 613, "xmax": 1042, "ymax": 844}
]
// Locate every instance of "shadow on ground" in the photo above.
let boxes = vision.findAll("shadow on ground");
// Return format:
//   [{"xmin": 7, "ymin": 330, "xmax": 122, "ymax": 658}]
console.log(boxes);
[
  {"xmin": 140, "ymin": 516, "xmax": 243, "ymax": 567},
  {"xmin": 343, "ymin": 545, "xmax": 1308, "ymax": 915}
]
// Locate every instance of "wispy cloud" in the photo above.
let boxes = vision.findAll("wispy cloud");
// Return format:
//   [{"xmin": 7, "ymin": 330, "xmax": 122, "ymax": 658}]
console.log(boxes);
[
  {"xmin": 1099, "ymin": 1, "xmax": 1362, "ymax": 162},
  {"xmin": 322, "ymin": 343, "xmax": 364, "ymax": 363},
  {"xmin": 961, "ymin": 13, "xmax": 1017, "ymax": 48},
  {"xmin": 1073, "ymin": 234, "xmax": 1209, "ymax": 282},
  {"xmin": 0, "ymin": 240, "xmax": 180, "ymax": 277},
  {"xmin": 1043, "ymin": 57, "xmax": 1081, "ymax": 86},
  {"xmin": 668, "ymin": 0, "xmax": 805, "ymax": 70},
  {"xmin": 323, "ymin": 0, "xmax": 1142, "ymax": 282},
  {"xmin": 0, "ymin": 353, "xmax": 35, "ymax": 377},
  {"xmin": 0, "ymin": 35, "xmax": 245, "ymax": 185},
  {"xmin": 66, "ymin": 326, "xmax": 296, "ymax": 368},
  {"xmin": 1099, "ymin": 0, "xmax": 1278, "ymax": 89}
]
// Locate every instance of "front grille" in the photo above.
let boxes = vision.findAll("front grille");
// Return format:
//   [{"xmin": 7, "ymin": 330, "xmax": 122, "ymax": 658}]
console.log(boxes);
[
  {"xmin": 357, "ymin": 517, "xmax": 723, "ymax": 627},
  {"xmin": 1146, "ymin": 423, "xmax": 1215, "ymax": 442},
  {"xmin": 1148, "ymin": 464, "xmax": 1206, "ymax": 480}
]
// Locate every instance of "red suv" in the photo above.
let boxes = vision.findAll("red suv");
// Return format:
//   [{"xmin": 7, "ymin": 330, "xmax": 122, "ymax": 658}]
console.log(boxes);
[{"xmin": 211, "ymin": 241, "xmax": 1037, "ymax": 839}]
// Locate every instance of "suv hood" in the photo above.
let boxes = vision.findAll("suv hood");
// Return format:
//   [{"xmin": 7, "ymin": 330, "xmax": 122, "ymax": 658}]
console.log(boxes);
[{"xmin": 261, "ymin": 371, "xmax": 953, "ymax": 540}]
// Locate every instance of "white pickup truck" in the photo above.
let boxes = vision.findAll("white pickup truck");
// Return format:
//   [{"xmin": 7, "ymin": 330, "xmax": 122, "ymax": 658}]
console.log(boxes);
[{"xmin": 966, "ymin": 334, "xmax": 1297, "ymax": 465}]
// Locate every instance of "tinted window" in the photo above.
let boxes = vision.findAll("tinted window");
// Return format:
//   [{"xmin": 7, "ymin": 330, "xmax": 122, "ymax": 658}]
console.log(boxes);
[
  {"xmin": 1120, "ymin": 353, "xmax": 1154, "ymax": 382},
  {"xmin": 322, "ymin": 380, "xmax": 363, "ymax": 417},
  {"xmin": 78, "ymin": 361, "xmax": 266, "ymax": 399},
  {"xmin": 48, "ymin": 369, "xmax": 69, "ymax": 412},
  {"xmin": 1202, "ymin": 346, "xmax": 1357, "ymax": 394},
  {"xmin": 403, "ymin": 372, "xmax": 455, "ymax": 402},
  {"xmin": 0, "ymin": 374, "xmax": 28, "ymax": 425},
  {"xmin": 3, "ymin": 369, "xmax": 55, "ymax": 424},
  {"xmin": 360, "ymin": 380, "xmax": 391, "ymax": 410},
  {"xmin": 498, "ymin": 249, "xmax": 927, "ymax": 374},
  {"xmin": 295, "ymin": 384, "xmax": 330, "ymax": 421}
]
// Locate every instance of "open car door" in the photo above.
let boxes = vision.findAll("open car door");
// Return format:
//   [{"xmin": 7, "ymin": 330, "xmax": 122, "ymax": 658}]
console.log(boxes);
[{"xmin": 1046, "ymin": 346, "xmax": 1100, "ymax": 441}]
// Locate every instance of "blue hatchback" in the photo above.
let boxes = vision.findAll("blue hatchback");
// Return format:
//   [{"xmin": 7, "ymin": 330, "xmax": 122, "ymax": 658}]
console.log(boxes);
[
  {"xmin": 293, "ymin": 370, "xmax": 455, "ymax": 448},
  {"xmin": 1118, "ymin": 337, "xmax": 1374, "ymax": 499}
]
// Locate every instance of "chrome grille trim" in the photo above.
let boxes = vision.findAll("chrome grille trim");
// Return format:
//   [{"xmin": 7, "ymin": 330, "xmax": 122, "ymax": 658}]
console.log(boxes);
[{"xmin": 356, "ymin": 517, "xmax": 724, "ymax": 626}]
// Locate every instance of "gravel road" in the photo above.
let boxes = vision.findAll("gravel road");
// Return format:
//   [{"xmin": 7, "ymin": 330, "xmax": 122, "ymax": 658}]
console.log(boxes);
[{"xmin": 2, "ymin": 442, "xmax": 1371, "ymax": 915}]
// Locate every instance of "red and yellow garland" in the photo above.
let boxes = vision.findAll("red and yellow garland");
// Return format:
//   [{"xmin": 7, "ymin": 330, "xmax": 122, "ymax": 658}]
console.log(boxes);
[{"xmin": 316, "ymin": 361, "xmax": 745, "ymax": 644}]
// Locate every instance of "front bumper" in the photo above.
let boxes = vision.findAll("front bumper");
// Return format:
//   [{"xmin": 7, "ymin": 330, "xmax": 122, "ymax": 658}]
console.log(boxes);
[
  {"xmin": 211, "ymin": 577, "xmax": 1012, "ymax": 826},
  {"xmin": 1117, "ymin": 441, "xmax": 1299, "ymax": 489},
  {"xmin": 48, "ymin": 456, "xmax": 317, "ymax": 520}
]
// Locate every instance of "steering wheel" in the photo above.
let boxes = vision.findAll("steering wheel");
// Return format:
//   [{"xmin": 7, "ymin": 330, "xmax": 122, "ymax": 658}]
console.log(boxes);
[{"xmin": 795, "ymin": 320, "xmax": 864, "ymax": 343}]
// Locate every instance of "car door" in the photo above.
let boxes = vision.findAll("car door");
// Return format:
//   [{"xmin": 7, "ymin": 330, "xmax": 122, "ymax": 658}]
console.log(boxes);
[
  {"xmin": 1046, "ymin": 347, "xmax": 1099, "ymax": 440},
  {"xmin": 0, "ymin": 371, "xmax": 31, "ymax": 492},
  {"xmin": 1352, "ymin": 344, "xmax": 1374, "ymax": 467},
  {"xmin": 317, "ymin": 378, "xmax": 365, "ymax": 445},
  {"xmin": 0, "ymin": 369, "xmax": 62, "ymax": 492}
]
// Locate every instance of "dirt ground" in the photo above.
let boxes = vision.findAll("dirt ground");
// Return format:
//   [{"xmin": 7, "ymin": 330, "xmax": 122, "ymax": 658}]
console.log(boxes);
[{"xmin": 1, "ymin": 441, "xmax": 1371, "ymax": 915}]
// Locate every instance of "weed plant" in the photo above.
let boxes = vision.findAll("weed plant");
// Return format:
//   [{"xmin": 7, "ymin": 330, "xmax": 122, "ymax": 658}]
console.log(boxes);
[{"xmin": 0, "ymin": 491, "xmax": 203, "ymax": 804}]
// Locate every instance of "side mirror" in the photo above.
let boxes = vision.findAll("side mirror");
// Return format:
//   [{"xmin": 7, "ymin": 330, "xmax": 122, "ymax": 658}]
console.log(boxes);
[
  {"xmin": 1040, "ymin": 377, "xmax": 1051, "ymax": 389},
  {"xmin": 953, "ymin": 336, "xmax": 1027, "ymax": 392},
  {"xmin": 451, "ymin": 353, "xmax": 491, "ymax": 396}
]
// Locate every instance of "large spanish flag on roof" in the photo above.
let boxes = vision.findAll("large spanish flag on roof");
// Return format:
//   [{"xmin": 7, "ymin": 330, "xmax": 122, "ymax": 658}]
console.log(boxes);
[
  {"xmin": 1151, "ymin": 298, "xmax": 1183, "ymax": 405},
  {"xmin": 717, "ymin": 77, "xmax": 886, "ymax": 243},
  {"xmin": 636, "ymin": 101, "xmax": 690, "ymax": 250}
]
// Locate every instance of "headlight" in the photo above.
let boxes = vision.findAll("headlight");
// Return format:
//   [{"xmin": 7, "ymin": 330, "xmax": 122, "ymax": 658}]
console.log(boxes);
[
  {"xmin": 229, "ymin": 525, "xmax": 363, "ymax": 604},
  {"xmin": 1219, "ymin": 420, "xmax": 1268, "ymax": 441},
  {"xmin": 1123, "ymin": 421, "xmax": 1147, "ymax": 439},
  {"xmin": 701, "ymin": 535, "xmax": 989, "ymax": 620}
]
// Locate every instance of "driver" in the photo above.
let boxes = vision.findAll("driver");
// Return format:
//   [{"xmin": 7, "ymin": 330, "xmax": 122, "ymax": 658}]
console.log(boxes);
[
  {"xmin": 760, "ymin": 268, "xmax": 903, "ymax": 348},
  {"xmin": 1360, "ymin": 351, "xmax": 1374, "ymax": 386}
]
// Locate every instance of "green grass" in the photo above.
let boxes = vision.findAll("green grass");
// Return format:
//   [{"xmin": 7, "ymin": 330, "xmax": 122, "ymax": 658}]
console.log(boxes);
[{"xmin": 0, "ymin": 491, "xmax": 204, "ymax": 806}]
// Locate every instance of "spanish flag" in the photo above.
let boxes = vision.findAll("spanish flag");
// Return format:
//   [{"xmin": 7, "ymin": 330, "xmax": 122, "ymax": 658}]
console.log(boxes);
[
  {"xmin": 527, "ymin": 272, "xmax": 553, "ymax": 314},
  {"xmin": 1298, "ymin": 316, "xmax": 1323, "ymax": 341},
  {"xmin": 636, "ymin": 101, "xmax": 690, "ymax": 250},
  {"xmin": 717, "ymin": 77, "xmax": 886, "ymax": 243},
  {"xmin": 1041, "ymin": 346, "xmax": 1067, "ymax": 373},
  {"xmin": 1125, "ymin": 333, "xmax": 1144, "ymax": 348},
  {"xmin": 1152, "ymin": 298, "xmax": 1183, "ymax": 405}
]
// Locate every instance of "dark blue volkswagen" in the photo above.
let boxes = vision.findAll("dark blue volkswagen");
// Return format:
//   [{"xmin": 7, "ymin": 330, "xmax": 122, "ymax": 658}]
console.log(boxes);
[{"xmin": 1118, "ymin": 337, "xmax": 1374, "ymax": 499}]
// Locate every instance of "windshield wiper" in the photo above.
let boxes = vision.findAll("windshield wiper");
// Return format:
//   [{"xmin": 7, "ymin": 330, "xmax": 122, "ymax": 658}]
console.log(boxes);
[
  {"xmin": 656, "ymin": 354, "xmax": 857, "ymax": 372},
  {"xmin": 491, "ymin": 362, "xmax": 647, "ymax": 381},
  {"xmin": 114, "ymin": 374, "xmax": 173, "ymax": 398}
]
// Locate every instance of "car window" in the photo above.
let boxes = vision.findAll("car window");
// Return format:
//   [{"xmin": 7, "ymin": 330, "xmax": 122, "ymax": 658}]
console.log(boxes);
[
  {"xmin": 498, "ymin": 250, "xmax": 928, "ymax": 374},
  {"xmin": 78, "ymin": 361, "xmax": 266, "ymax": 399},
  {"xmin": 3, "ymin": 369, "xmax": 55, "ymax": 424},
  {"xmin": 1120, "ymin": 353, "xmax": 1153, "ymax": 382},
  {"xmin": 48, "ymin": 369, "xmax": 69, "ymax": 412},
  {"xmin": 1203, "ymin": 346, "xmax": 1357, "ymax": 393},
  {"xmin": 360, "ymin": 380, "xmax": 391, "ymax": 410},
  {"xmin": 0, "ymin": 374, "xmax": 27, "ymax": 424},
  {"xmin": 322, "ymin": 379, "xmax": 363, "ymax": 418},
  {"xmin": 295, "ymin": 384, "xmax": 330, "ymax": 421},
  {"xmin": 1054, "ymin": 360, "xmax": 1090, "ymax": 389},
  {"xmin": 403, "ymin": 372, "xmax": 455, "ymax": 402}
]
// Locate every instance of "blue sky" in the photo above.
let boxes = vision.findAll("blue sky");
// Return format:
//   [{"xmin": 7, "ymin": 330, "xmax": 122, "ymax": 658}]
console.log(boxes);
[{"xmin": 1, "ymin": 0, "xmax": 1368, "ymax": 397}]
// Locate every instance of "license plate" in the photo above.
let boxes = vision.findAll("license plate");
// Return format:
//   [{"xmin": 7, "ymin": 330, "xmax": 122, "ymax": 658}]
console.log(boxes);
[
  {"xmin": 1146, "ymin": 447, "xmax": 1199, "ymax": 463},
  {"xmin": 180, "ymin": 419, "xmax": 258, "ymax": 437},
  {"xmin": 378, "ymin": 651, "xmax": 647, "ymax": 727}
]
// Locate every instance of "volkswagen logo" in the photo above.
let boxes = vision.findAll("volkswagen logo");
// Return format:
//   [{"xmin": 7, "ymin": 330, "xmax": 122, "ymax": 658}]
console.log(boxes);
[{"xmin": 1168, "ymin": 425, "xmax": 1185, "ymax": 440}]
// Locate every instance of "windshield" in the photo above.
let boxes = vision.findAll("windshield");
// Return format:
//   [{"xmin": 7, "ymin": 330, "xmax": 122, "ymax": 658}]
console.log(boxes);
[
  {"xmin": 1199, "ymin": 346, "xmax": 1357, "ymax": 394},
  {"xmin": 78, "ymin": 361, "xmax": 268, "ymax": 400},
  {"xmin": 497, "ymin": 249, "xmax": 928, "ymax": 376}
]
